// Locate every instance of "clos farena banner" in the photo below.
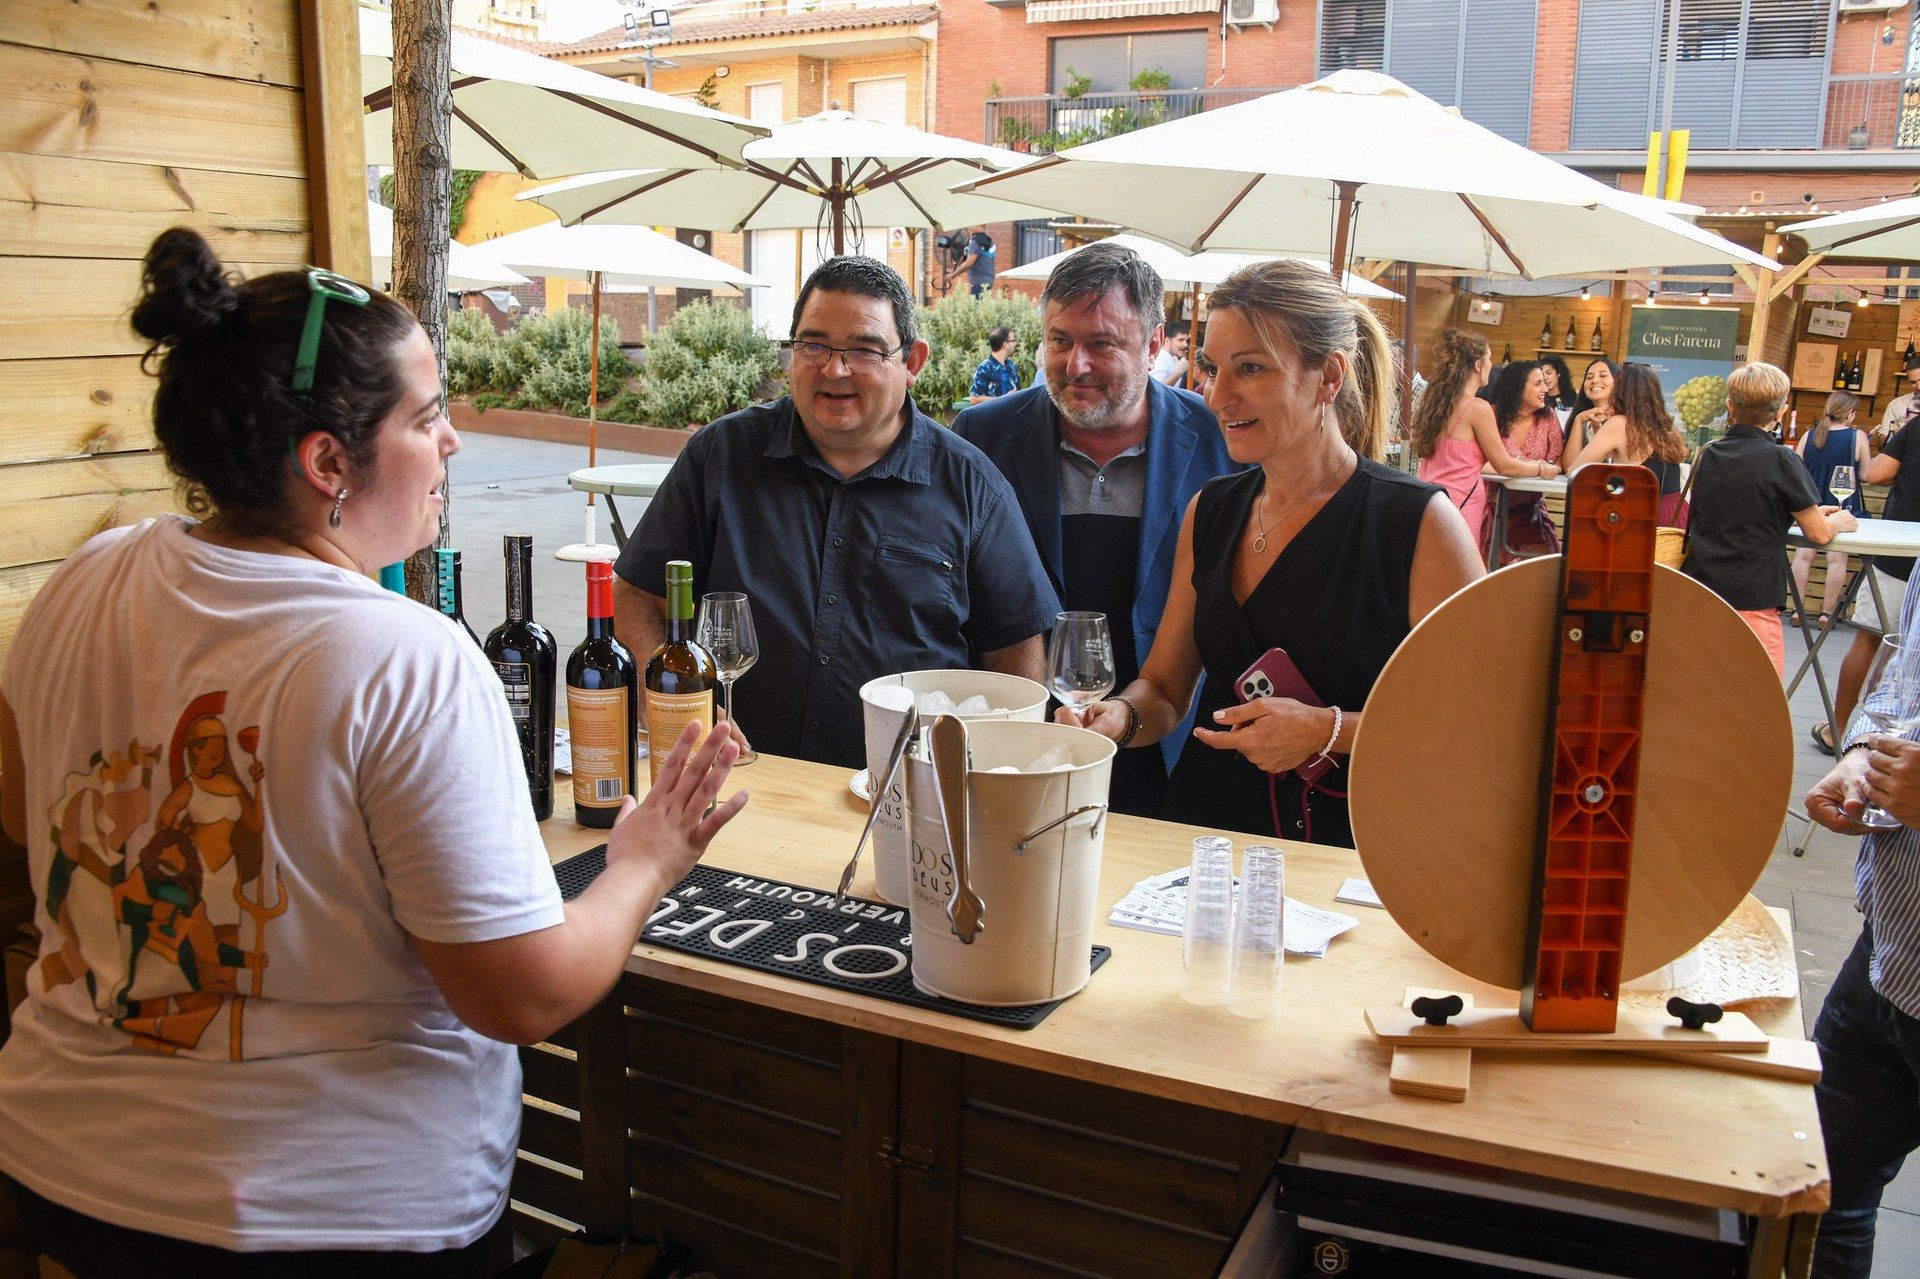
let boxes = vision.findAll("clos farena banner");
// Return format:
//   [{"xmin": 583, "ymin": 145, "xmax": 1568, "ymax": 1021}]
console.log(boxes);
[{"xmin": 1627, "ymin": 305, "xmax": 1741, "ymax": 444}]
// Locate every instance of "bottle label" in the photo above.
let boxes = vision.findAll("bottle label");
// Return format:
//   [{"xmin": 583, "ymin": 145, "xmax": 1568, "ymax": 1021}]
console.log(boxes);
[
  {"xmin": 568, "ymin": 687, "xmax": 631, "ymax": 809},
  {"xmin": 646, "ymin": 689, "xmax": 713, "ymax": 783},
  {"xmin": 494, "ymin": 661, "xmax": 532, "ymax": 721}
]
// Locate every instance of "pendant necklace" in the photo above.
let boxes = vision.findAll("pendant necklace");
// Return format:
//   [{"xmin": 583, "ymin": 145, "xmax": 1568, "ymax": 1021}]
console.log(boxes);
[{"xmin": 1252, "ymin": 459, "xmax": 1353, "ymax": 554}]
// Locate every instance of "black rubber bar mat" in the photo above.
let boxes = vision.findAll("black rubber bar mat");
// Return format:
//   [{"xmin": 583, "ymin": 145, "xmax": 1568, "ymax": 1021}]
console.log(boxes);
[{"xmin": 553, "ymin": 847, "xmax": 1109, "ymax": 1029}]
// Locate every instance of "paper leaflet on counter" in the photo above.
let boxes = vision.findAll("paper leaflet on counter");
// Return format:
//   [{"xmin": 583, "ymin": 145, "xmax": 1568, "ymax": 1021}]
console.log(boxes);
[{"xmin": 1108, "ymin": 867, "xmax": 1358, "ymax": 958}]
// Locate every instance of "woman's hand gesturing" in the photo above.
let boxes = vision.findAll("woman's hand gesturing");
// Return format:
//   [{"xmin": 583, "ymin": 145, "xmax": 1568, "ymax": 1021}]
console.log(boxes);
[{"xmin": 1190, "ymin": 698, "xmax": 1331, "ymax": 775}]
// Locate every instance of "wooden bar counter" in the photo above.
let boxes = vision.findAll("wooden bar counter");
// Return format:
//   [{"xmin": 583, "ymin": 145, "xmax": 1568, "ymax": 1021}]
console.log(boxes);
[{"xmin": 518, "ymin": 753, "xmax": 1827, "ymax": 1277}]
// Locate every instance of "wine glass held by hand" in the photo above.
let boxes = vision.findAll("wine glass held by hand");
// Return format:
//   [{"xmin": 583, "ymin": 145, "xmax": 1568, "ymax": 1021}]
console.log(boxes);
[
  {"xmin": 1046, "ymin": 611, "xmax": 1115, "ymax": 725},
  {"xmin": 697, "ymin": 591, "xmax": 759, "ymax": 764},
  {"xmin": 1860, "ymin": 634, "xmax": 1920, "ymax": 830}
]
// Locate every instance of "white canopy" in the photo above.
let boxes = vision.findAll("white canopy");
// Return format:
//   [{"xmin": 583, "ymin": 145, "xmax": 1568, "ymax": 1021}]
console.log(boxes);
[
  {"xmin": 358, "ymin": 8, "xmax": 764, "ymax": 178},
  {"xmin": 999, "ymin": 233, "xmax": 1399, "ymax": 299},
  {"xmin": 518, "ymin": 110, "xmax": 1041, "ymax": 249},
  {"xmin": 956, "ymin": 71, "xmax": 1774, "ymax": 279},
  {"xmin": 1781, "ymin": 197, "xmax": 1920, "ymax": 262},
  {"xmin": 365, "ymin": 201, "xmax": 528, "ymax": 292},
  {"xmin": 470, "ymin": 222, "xmax": 766, "ymax": 291}
]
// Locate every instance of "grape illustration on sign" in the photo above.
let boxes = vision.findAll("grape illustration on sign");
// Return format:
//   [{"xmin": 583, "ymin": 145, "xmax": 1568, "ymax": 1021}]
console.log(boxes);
[{"xmin": 1627, "ymin": 305, "xmax": 1740, "ymax": 446}]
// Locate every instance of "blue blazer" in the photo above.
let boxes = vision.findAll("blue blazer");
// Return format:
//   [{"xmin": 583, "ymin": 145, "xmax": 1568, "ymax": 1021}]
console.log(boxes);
[{"xmin": 952, "ymin": 380, "xmax": 1240, "ymax": 772}]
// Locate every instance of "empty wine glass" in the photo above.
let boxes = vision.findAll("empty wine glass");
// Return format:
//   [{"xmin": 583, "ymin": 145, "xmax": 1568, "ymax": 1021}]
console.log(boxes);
[
  {"xmin": 1860, "ymin": 634, "xmax": 1920, "ymax": 830},
  {"xmin": 1047, "ymin": 611, "xmax": 1115, "ymax": 726},
  {"xmin": 698, "ymin": 592, "xmax": 759, "ymax": 765},
  {"xmin": 1830, "ymin": 464, "xmax": 1858, "ymax": 510}
]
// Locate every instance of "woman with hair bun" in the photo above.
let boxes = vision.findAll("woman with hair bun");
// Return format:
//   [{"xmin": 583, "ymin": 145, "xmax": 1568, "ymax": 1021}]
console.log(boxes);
[
  {"xmin": 1063, "ymin": 260, "xmax": 1484, "ymax": 846},
  {"xmin": 1409, "ymin": 329, "xmax": 1562, "ymax": 550},
  {"xmin": 0, "ymin": 229, "xmax": 746, "ymax": 1273}
]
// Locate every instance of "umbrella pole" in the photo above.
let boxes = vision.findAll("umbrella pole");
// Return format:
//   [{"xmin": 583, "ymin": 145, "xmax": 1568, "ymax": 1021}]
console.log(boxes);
[
  {"xmin": 1330, "ymin": 181, "xmax": 1360, "ymax": 280},
  {"xmin": 832, "ymin": 159, "xmax": 846, "ymax": 257},
  {"xmin": 1186, "ymin": 282, "xmax": 1200, "ymax": 391},
  {"xmin": 588, "ymin": 269, "xmax": 601, "ymax": 480},
  {"xmin": 1399, "ymin": 261, "xmax": 1418, "ymax": 472}
]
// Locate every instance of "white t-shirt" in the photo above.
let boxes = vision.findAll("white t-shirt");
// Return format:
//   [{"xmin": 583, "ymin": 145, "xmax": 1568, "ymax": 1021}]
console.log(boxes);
[
  {"xmin": 1150, "ymin": 347, "xmax": 1186, "ymax": 384},
  {"xmin": 0, "ymin": 517, "xmax": 565, "ymax": 1251}
]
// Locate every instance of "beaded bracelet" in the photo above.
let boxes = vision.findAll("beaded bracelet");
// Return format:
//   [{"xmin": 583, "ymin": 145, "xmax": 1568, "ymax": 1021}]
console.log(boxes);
[
  {"xmin": 1316, "ymin": 705, "xmax": 1343, "ymax": 765},
  {"xmin": 1110, "ymin": 694, "xmax": 1142, "ymax": 748}
]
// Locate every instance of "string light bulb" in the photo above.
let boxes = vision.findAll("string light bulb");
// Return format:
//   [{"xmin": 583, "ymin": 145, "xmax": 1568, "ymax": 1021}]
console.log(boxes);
[
  {"xmin": 1698, "ymin": 289, "xmax": 1712, "ymax": 305},
  {"xmin": 1580, "ymin": 285, "xmax": 1591, "ymax": 301},
  {"xmin": 1858, "ymin": 291, "xmax": 1872, "ymax": 308}
]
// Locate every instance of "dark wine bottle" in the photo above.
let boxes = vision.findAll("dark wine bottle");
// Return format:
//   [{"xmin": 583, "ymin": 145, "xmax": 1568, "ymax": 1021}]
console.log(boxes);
[
  {"xmin": 434, "ymin": 548, "xmax": 481, "ymax": 646},
  {"xmin": 644, "ymin": 560, "xmax": 717, "ymax": 785},
  {"xmin": 484, "ymin": 535, "xmax": 557, "ymax": 821},
  {"xmin": 1539, "ymin": 316, "xmax": 1553, "ymax": 349},
  {"xmin": 1589, "ymin": 318, "xmax": 1603, "ymax": 352},
  {"xmin": 1835, "ymin": 351, "xmax": 1850, "ymax": 392},
  {"xmin": 1849, "ymin": 352, "xmax": 1865, "ymax": 392},
  {"xmin": 1564, "ymin": 316, "xmax": 1578, "ymax": 349},
  {"xmin": 565, "ymin": 559, "xmax": 637, "ymax": 829},
  {"xmin": 1501, "ymin": 342, "xmax": 1513, "ymax": 364}
]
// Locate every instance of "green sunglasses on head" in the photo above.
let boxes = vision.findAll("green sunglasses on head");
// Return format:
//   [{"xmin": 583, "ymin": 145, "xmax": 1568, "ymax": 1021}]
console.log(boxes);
[{"xmin": 289, "ymin": 267, "xmax": 372, "ymax": 478}]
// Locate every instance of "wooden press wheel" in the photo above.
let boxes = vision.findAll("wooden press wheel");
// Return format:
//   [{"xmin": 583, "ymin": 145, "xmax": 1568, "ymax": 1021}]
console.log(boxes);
[{"xmin": 1348, "ymin": 558, "xmax": 1793, "ymax": 990}]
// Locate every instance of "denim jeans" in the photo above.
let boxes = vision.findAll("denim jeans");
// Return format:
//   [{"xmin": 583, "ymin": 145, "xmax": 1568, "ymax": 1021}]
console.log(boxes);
[{"xmin": 1812, "ymin": 927, "xmax": 1920, "ymax": 1279}]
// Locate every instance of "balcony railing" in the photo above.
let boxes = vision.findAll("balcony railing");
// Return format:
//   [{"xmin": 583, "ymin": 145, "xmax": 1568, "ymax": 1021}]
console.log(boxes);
[
  {"xmin": 984, "ymin": 87, "xmax": 1285, "ymax": 155},
  {"xmin": 1823, "ymin": 73, "xmax": 1920, "ymax": 151}
]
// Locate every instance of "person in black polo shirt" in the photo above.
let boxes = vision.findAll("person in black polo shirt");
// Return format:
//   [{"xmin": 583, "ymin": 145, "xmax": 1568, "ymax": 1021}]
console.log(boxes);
[
  {"xmin": 611, "ymin": 257, "xmax": 1059, "ymax": 768},
  {"xmin": 1681, "ymin": 361, "xmax": 1856, "ymax": 677},
  {"xmin": 952, "ymin": 241, "xmax": 1238, "ymax": 818}
]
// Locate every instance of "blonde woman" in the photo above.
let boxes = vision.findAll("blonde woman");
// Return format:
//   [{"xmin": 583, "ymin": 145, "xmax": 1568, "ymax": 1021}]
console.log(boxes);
[{"xmin": 1063, "ymin": 261, "xmax": 1484, "ymax": 846}]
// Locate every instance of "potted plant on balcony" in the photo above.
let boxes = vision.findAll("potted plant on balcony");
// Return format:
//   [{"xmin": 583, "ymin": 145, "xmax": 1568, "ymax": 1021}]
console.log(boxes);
[{"xmin": 999, "ymin": 116, "xmax": 1034, "ymax": 154}]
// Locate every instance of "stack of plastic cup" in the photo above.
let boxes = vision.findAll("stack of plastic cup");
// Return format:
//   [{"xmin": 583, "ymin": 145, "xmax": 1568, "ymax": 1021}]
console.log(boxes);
[
  {"xmin": 1181, "ymin": 836, "xmax": 1235, "ymax": 1005},
  {"xmin": 1228, "ymin": 844, "xmax": 1286, "ymax": 1019}
]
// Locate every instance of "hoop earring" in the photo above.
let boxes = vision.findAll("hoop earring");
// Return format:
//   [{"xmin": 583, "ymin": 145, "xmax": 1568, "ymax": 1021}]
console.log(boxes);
[{"xmin": 329, "ymin": 488, "xmax": 348, "ymax": 530}]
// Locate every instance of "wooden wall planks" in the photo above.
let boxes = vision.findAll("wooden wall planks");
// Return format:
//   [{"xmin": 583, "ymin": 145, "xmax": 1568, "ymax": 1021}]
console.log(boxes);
[{"xmin": 0, "ymin": 0, "xmax": 305, "ymax": 87}]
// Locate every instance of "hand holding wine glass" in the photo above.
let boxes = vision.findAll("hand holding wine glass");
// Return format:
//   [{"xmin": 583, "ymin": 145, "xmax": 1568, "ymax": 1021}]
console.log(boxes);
[
  {"xmin": 697, "ymin": 592, "xmax": 760, "ymax": 764},
  {"xmin": 1859, "ymin": 634, "xmax": 1920, "ymax": 830},
  {"xmin": 1047, "ymin": 611, "xmax": 1115, "ymax": 727}
]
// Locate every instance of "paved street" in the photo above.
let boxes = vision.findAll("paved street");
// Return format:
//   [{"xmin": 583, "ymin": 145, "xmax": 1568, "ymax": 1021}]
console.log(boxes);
[{"xmin": 447, "ymin": 427, "xmax": 1913, "ymax": 1268}]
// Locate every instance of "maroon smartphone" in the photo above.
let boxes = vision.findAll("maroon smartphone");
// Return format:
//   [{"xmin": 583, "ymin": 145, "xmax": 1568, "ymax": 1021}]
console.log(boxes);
[{"xmin": 1235, "ymin": 648, "xmax": 1335, "ymax": 783}]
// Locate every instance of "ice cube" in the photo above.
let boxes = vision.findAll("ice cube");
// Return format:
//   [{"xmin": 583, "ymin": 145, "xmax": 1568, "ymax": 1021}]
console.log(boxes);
[
  {"xmin": 869, "ymin": 685, "xmax": 915, "ymax": 712},
  {"xmin": 954, "ymin": 695, "xmax": 992, "ymax": 715},
  {"xmin": 915, "ymin": 690, "xmax": 958, "ymax": 716},
  {"xmin": 1026, "ymin": 745, "xmax": 1074, "ymax": 773}
]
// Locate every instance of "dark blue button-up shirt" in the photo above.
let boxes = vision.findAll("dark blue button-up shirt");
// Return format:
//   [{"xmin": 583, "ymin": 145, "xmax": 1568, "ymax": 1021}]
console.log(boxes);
[{"xmin": 615, "ymin": 396, "xmax": 1060, "ymax": 767}]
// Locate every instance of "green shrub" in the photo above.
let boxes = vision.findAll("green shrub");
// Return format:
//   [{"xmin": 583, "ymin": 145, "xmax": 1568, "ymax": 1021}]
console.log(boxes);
[
  {"xmin": 910, "ymin": 292, "xmax": 1042, "ymax": 419},
  {"xmin": 494, "ymin": 307, "xmax": 633, "ymax": 416},
  {"xmin": 631, "ymin": 300, "xmax": 780, "ymax": 430},
  {"xmin": 447, "ymin": 308, "xmax": 507, "ymax": 396}
]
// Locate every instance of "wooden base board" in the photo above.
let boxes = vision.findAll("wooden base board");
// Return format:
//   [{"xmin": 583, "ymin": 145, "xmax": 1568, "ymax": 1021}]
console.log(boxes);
[
  {"xmin": 1366, "ymin": 1006, "xmax": 1768, "ymax": 1053},
  {"xmin": 1636, "ymin": 1035, "xmax": 1822, "ymax": 1083},
  {"xmin": 1389, "ymin": 987, "xmax": 1475, "ymax": 1102}
]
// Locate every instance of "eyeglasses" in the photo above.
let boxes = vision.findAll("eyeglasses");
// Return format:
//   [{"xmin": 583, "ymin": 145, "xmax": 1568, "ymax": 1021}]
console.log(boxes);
[
  {"xmin": 784, "ymin": 339, "xmax": 906, "ymax": 373},
  {"xmin": 292, "ymin": 268, "xmax": 372, "ymax": 395}
]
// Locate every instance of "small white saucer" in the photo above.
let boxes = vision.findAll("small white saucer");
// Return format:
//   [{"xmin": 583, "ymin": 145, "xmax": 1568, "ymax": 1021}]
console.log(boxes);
[{"xmin": 850, "ymin": 769, "xmax": 873, "ymax": 802}]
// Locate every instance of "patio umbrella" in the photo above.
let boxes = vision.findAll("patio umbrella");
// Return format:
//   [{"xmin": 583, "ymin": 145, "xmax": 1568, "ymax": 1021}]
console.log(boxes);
[
  {"xmin": 357, "ymin": 8, "xmax": 765, "ymax": 178},
  {"xmin": 469, "ymin": 222, "xmax": 765, "ymax": 558},
  {"xmin": 1781, "ymin": 197, "xmax": 1920, "ymax": 262},
  {"xmin": 365, "ymin": 201, "xmax": 528, "ymax": 292},
  {"xmin": 516, "ymin": 110, "xmax": 1040, "ymax": 256},
  {"xmin": 953, "ymin": 71, "xmax": 1775, "ymax": 280},
  {"xmin": 999, "ymin": 233, "xmax": 1399, "ymax": 299}
]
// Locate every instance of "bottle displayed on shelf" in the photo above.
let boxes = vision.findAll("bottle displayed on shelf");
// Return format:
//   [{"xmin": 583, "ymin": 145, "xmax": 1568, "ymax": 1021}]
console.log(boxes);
[
  {"xmin": 1787, "ymin": 410, "xmax": 1799, "ymax": 445},
  {"xmin": 1848, "ymin": 352, "xmax": 1865, "ymax": 392},
  {"xmin": 566, "ymin": 559, "xmax": 638, "ymax": 829},
  {"xmin": 1589, "ymin": 318, "xmax": 1604, "ymax": 351},
  {"xmin": 484, "ymin": 535, "xmax": 556, "ymax": 821},
  {"xmin": 1904, "ymin": 337, "xmax": 1916, "ymax": 366},
  {"xmin": 1501, "ymin": 342, "xmax": 1513, "ymax": 363},
  {"xmin": 433, "ymin": 548, "xmax": 481, "ymax": 646},
  {"xmin": 1565, "ymin": 316, "xmax": 1578, "ymax": 349},
  {"xmin": 644, "ymin": 560, "xmax": 717, "ymax": 785},
  {"xmin": 1835, "ymin": 352, "xmax": 1850, "ymax": 391},
  {"xmin": 1539, "ymin": 316, "xmax": 1554, "ymax": 349}
]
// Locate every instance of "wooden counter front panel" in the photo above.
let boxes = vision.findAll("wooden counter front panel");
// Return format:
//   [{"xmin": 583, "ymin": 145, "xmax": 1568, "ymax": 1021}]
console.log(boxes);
[{"xmin": 617, "ymin": 975, "xmax": 1284, "ymax": 1277}]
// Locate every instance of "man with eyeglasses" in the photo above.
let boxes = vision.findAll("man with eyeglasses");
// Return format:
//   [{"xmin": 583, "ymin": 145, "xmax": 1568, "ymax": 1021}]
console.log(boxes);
[
  {"xmin": 612, "ymin": 256, "xmax": 1058, "ymax": 768},
  {"xmin": 950, "ymin": 241, "xmax": 1237, "ymax": 818}
]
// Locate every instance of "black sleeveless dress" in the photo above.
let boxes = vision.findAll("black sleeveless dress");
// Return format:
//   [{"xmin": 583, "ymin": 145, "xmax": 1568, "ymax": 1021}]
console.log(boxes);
[{"xmin": 1160, "ymin": 458, "xmax": 1439, "ymax": 847}]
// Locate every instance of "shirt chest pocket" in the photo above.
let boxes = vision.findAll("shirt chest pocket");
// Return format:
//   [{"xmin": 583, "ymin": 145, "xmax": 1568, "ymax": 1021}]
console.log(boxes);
[{"xmin": 872, "ymin": 536, "xmax": 960, "ymax": 638}]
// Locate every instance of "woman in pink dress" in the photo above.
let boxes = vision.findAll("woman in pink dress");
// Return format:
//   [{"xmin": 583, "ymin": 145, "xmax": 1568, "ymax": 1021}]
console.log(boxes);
[
  {"xmin": 1412, "ymin": 331, "xmax": 1560, "ymax": 544},
  {"xmin": 1486, "ymin": 361, "xmax": 1581, "ymax": 561}
]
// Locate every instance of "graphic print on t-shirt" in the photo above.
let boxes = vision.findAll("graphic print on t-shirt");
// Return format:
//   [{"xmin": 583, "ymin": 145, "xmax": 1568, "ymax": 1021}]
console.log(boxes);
[{"xmin": 39, "ymin": 690, "xmax": 281, "ymax": 1059}]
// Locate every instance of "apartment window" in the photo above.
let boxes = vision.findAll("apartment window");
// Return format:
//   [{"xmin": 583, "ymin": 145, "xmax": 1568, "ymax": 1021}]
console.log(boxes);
[
  {"xmin": 747, "ymin": 82, "xmax": 783, "ymax": 125},
  {"xmin": 851, "ymin": 76, "xmax": 908, "ymax": 125},
  {"xmin": 1049, "ymin": 31, "xmax": 1207, "ymax": 93},
  {"xmin": 1316, "ymin": 0, "xmax": 1387, "ymax": 75}
]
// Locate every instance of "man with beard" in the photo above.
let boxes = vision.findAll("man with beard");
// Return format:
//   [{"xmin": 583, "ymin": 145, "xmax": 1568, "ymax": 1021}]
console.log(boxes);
[{"xmin": 953, "ymin": 242, "xmax": 1236, "ymax": 816}]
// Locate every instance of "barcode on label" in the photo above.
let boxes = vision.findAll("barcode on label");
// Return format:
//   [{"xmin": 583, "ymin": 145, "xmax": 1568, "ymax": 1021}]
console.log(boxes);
[
  {"xmin": 510, "ymin": 706, "xmax": 529, "ymax": 720},
  {"xmin": 595, "ymin": 778, "xmax": 624, "ymax": 801}
]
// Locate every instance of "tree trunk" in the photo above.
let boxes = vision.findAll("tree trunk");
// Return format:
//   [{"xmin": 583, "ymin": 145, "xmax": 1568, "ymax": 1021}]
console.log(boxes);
[{"xmin": 392, "ymin": 0, "xmax": 453, "ymax": 601}]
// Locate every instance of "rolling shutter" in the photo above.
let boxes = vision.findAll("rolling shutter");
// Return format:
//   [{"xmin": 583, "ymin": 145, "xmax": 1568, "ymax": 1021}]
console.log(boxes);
[
  {"xmin": 1459, "ymin": 0, "xmax": 1539, "ymax": 144},
  {"xmin": 1572, "ymin": 0, "xmax": 1661, "ymax": 148}
]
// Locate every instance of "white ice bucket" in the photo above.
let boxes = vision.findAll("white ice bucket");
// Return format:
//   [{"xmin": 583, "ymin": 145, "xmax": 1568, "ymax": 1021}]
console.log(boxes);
[
  {"xmin": 903, "ymin": 720, "xmax": 1115, "ymax": 1006},
  {"xmin": 859, "ymin": 670, "xmax": 1047, "ymax": 906}
]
